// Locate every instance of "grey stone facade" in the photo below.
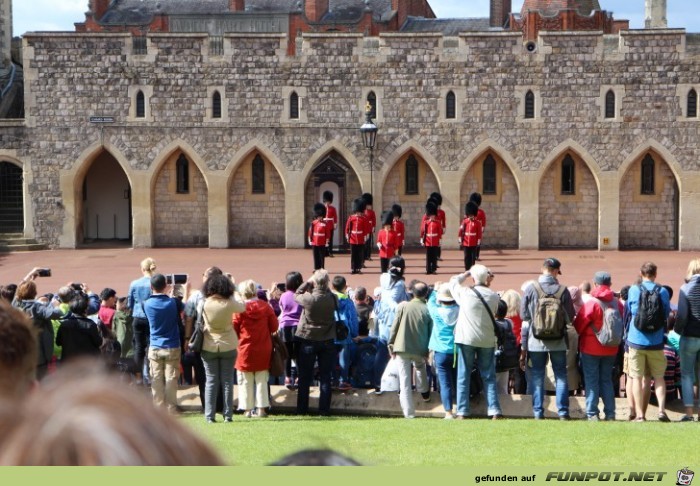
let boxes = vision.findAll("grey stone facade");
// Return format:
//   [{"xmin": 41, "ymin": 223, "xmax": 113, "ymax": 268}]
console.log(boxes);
[{"xmin": 7, "ymin": 28, "xmax": 700, "ymax": 250}]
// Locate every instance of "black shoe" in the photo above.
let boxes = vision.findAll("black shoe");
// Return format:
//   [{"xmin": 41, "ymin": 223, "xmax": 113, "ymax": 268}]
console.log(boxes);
[
  {"xmin": 421, "ymin": 391, "xmax": 431, "ymax": 402},
  {"xmin": 559, "ymin": 415, "xmax": 571, "ymax": 421}
]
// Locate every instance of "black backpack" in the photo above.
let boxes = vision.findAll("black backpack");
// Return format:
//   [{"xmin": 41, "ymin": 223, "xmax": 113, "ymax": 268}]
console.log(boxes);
[
  {"xmin": 633, "ymin": 284, "xmax": 666, "ymax": 333},
  {"xmin": 495, "ymin": 319, "xmax": 519, "ymax": 372}
]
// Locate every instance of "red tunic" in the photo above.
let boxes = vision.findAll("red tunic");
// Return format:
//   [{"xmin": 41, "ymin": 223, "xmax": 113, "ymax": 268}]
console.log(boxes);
[
  {"xmin": 233, "ymin": 299, "xmax": 279, "ymax": 372},
  {"xmin": 323, "ymin": 204, "xmax": 337, "ymax": 229},
  {"xmin": 476, "ymin": 208, "xmax": 486, "ymax": 231},
  {"xmin": 392, "ymin": 218, "xmax": 405, "ymax": 248},
  {"xmin": 376, "ymin": 228, "xmax": 398, "ymax": 259},
  {"xmin": 308, "ymin": 219, "xmax": 330, "ymax": 246},
  {"xmin": 421, "ymin": 218, "xmax": 443, "ymax": 247},
  {"xmin": 364, "ymin": 208, "xmax": 376, "ymax": 232},
  {"xmin": 345, "ymin": 214, "xmax": 368, "ymax": 245},
  {"xmin": 458, "ymin": 217, "xmax": 483, "ymax": 247}
]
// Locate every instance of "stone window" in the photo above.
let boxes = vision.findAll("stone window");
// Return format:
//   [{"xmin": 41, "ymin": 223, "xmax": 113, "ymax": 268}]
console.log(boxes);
[
  {"xmin": 641, "ymin": 154, "xmax": 655, "ymax": 195},
  {"xmin": 524, "ymin": 90, "xmax": 535, "ymax": 119},
  {"xmin": 405, "ymin": 155, "xmax": 419, "ymax": 195},
  {"xmin": 135, "ymin": 91, "xmax": 145, "ymax": 119},
  {"xmin": 212, "ymin": 91, "xmax": 222, "ymax": 119},
  {"xmin": 367, "ymin": 91, "xmax": 377, "ymax": 119},
  {"xmin": 561, "ymin": 155, "xmax": 575, "ymax": 195},
  {"xmin": 605, "ymin": 90, "xmax": 615, "ymax": 119},
  {"xmin": 132, "ymin": 36, "xmax": 147, "ymax": 55},
  {"xmin": 482, "ymin": 155, "xmax": 497, "ymax": 195},
  {"xmin": 252, "ymin": 155, "xmax": 265, "ymax": 194},
  {"xmin": 290, "ymin": 92, "xmax": 300, "ymax": 120},
  {"xmin": 176, "ymin": 155, "xmax": 189, "ymax": 194},
  {"xmin": 688, "ymin": 89, "xmax": 697, "ymax": 118},
  {"xmin": 446, "ymin": 91, "xmax": 456, "ymax": 119}
]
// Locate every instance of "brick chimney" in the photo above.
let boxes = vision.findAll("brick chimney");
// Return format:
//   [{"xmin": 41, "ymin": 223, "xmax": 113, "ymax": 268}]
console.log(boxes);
[
  {"xmin": 490, "ymin": 0, "xmax": 512, "ymax": 28},
  {"xmin": 89, "ymin": 0, "xmax": 111, "ymax": 21},
  {"xmin": 305, "ymin": 0, "xmax": 329, "ymax": 22},
  {"xmin": 229, "ymin": 0, "xmax": 245, "ymax": 12}
]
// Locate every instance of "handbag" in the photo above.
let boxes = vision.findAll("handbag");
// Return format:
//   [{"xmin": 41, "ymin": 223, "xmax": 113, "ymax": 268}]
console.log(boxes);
[
  {"xmin": 187, "ymin": 299, "xmax": 206, "ymax": 353},
  {"xmin": 269, "ymin": 332, "xmax": 289, "ymax": 377},
  {"xmin": 333, "ymin": 295, "xmax": 349, "ymax": 341}
]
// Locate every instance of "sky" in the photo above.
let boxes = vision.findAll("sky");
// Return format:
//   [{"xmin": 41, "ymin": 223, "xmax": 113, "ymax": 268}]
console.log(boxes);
[{"xmin": 11, "ymin": 0, "xmax": 700, "ymax": 36}]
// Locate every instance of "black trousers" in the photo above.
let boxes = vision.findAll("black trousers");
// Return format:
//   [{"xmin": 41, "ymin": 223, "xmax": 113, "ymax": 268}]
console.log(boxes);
[
  {"xmin": 380, "ymin": 257, "xmax": 389, "ymax": 274},
  {"xmin": 326, "ymin": 228, "xmax": 335, "ymax": 256},
  {"xmin": 397, "ymin": 246, "xmax": 403, "ymax": 256},
  {"xmin": 312, "ymin": 245, "xmax": 326, "ymax": 270},
  {"xmin": 426, "ymin": 246, "xmax": 439, "ymax": 274},
  {"xmin": 463, "ymin": 246, "xmax": 478, "ymax": 271},
  {"xmin": 364, "ymin": 234, "xmax": 373, "ymax": 260},
  {"xmin": 350, "ymin": 244, "xmax": 364, "ymax": 272}
]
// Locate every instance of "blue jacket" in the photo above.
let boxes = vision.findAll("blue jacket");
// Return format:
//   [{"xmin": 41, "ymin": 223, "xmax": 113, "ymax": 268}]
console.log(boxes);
[
  {"xmin": 143, "ymin": 294, "xmax": 181, "ymax": 349},
  {"xmin": 333, "ymin": 292, "xmax": 359, "ymax": 345},
  {"xmin": 128, "ymin": 276, "xmax": 152, "ymax": 319},
  {"xmin": 427, "ymin": 292, "xmax": 458, "ymax": 354},
  {"xmin": 625, "ymin": 281, "xmax": 670, "ymax": 349},
  {"xmin": 374, "ymin": 273, "xmax": 409, "ymax": 342}
]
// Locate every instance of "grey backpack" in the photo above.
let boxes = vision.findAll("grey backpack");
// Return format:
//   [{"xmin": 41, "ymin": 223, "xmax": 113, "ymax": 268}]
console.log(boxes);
[{"xmin": 590, "ymin": 297, "xmax": 623, "ymax": 347}]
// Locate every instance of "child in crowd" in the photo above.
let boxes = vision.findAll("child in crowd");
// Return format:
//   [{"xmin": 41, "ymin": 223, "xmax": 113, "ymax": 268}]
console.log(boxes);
[
  {"xmin": 353, "ymin": 286, "xmax": 375, "ymax": 341},
  {"xmin": 391, "ymin": 204, "xmax": 405, "ymax": 256},
  {"xmin": 332, "ymin": 276, "xmax": 359, "ymax": 391},
  {"xmin": 469, "ymin": 192, "xmax": 485, "ymax": 260},
  {"xmin": 112, "ymin": 296, "xmax": 136, "ymax": 378},
  {"xmin": 376, "ymin": 211, "xmax": 398, "ymax": 274},
  {"xmin": 458, "ymin": 201, "xmax": 482, "ymax": 271},
  {"xmin": 421, "ymin": 202, "xmax": 442, "ymax": 275},
  {"xmin": 494, "ymin": 300, "xmax": 518, "ymax": 395},
  {"xmin": 98, "ymin": 288, "xmax": 117, "ymax": 329},
  {"xmin": 308, "ymin": 203, "xmax": 330, "ymax": 271}
]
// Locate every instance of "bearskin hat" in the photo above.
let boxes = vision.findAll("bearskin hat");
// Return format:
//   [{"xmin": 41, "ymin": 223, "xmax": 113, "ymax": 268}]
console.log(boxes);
[
  {"xmin": 469, "ymin": 192, "xmax": 482, "ymax": 206},
  {"xmin": 425, "ymin": 201, "xmax": 438, "ymax": 217},
  {"xmin": 322, "ymin": 190, "xmax": 333, "ymax": 203},
  {"xmin": 465, "ymin": 201, "xmax": 479, "ymax": 217},
  {"xmin": 313, "ymin": 203, "xmax": 327, "ymax": 218},
  {"xmin": 429, "ymin": 192, "xmax": 443, "ymax": 206},
  {"xmin": 361, "ymin": 193, "xmax": 373, "ymax": 206},
  {"xmin": 391, "ymin": 204, "xmax": 402, "ymax": 218},
  {"xmin": 352, "ymin": 198, "xmax": 366, "ymax": 213}
]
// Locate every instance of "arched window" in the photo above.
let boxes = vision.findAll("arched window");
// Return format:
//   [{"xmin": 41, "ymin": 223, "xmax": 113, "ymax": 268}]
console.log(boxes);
[
  {"xmin": 561, "ymin": 154, "xmax": 575, "ymax": 195},
  {"xmin": 446, "ymin": 91, "xmax": 456, "ymax": 119},
  {"xmin": 176, "ymin": 155, "xmax": 189, "ymax": 194},
  {"xmin": 252, "ymin": 155, "xmax": 265, "ymax": 194},
  {"xmin": 136, "ymin": 90, "xmax": 145, "ymax": 119},
  {"xmin": 524, "ymin": 90, "xmax": 535, "ymax": 119},
  {"xmin": 212, "ymin": 91, "xmax": 222, "ymax": 119},
  {"xmin": 367, "ymin": 91, "xmax": 377, "ymax": 119},
  {"xmin": 405, "ymin": 155, "xmax": 419, "ymax": 195},
  {"xmin": 483, "ymin": 155, "xmax": 497, "ymax": 195},
  {"xmin": 290, "ymin": 91, "xmax": 299, "ymax": 119},
  {"xmin": 688, "ymin": 89, "xmax": 697, "ymax": 118},
  {"xmin": 641, "ymin": 154, "xmax": 655, "ymax": 195},
  {"xmin": 605, "ymin": 90, "xmax": 615, "ymax": 119}
]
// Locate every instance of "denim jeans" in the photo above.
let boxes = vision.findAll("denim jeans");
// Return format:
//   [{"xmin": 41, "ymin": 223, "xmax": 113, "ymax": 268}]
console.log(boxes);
[
  {"xmin": 335, "ymin": 343, "xmax": 355, "ymax": 385},
  {"xmin": 680, "ymin": 336, "xmax": 700, "ymax": 408},
  {"xmin": 580, "ymin": 353, "xmax": 616, "ymax": 419},
  {"xmin": 434, "ymin": 351, "xmax": 456, "ymax": 413},
  {"xmin": 456, "ymin": 344, "xmax": 501, "ymax": 417},
  {"xmin": 201, "ymin": 350, "xmax": 236, "ymax": 421},
  {"xmin": 296, "ymin": 338, "xmax": 336, "ymax": 415},
  {"xmin": 374, "ymin": 339, "xmax": 390, "ymax": 389},
  {"xmin": 132, "ymin": 317, "xmax": 150, "ymax": 382},
  {"xmin": 528, "ymin": 350, "xmax": 569, "ymax": 417}
]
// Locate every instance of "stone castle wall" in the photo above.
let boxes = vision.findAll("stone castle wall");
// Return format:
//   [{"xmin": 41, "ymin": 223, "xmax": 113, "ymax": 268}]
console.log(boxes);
[{"xmin": 8, "ymin": 29, "xmax": 700, "ymax": 249}]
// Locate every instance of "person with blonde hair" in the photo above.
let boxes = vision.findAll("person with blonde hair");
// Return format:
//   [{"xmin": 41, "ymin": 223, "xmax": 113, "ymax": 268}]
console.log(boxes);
[
  {"xmin": 0, "ymin": 363, "xmax": 225, "ymax": 465},
  {"xmin": 501, "ymin": 289, "xmax": 526, "ymax": 394},
  {"xmin": 127, "ymin": 257, "xmax": 157, "ymax": 385},
  {"xmin": 233, "ymin": 280, "xmax": 279, "ymax": 417},
  {"xmin": 200, "ymin": 273, "xmax": 245, "ymax": 423},
  {"xmin": 675, "ymin": 257, "xmax": 700, "ymax": 421},
  {"xmin": 0, "ymin": 301, "xmax": 38, "ymax": 399}
]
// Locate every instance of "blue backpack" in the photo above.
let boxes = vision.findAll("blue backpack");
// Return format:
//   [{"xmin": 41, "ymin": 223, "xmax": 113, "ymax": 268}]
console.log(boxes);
[{"xmin": 351, "ymin": 342, "xmax": 377, "ymax": 388}]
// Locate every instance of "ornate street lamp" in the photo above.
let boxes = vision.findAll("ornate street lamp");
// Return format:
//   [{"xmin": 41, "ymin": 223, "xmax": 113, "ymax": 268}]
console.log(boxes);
[{"xmin": 360, "ymin": 102, "xmax": 378, "ymax": 195}]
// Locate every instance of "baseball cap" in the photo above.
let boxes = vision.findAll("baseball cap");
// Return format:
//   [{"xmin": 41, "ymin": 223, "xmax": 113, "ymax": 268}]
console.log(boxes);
[
  {"xmin": 593, "ymin": 271, "xmax": 611, "ymax": 286},
  {"xmin": 543, "ymin": 258, "xmax": 562, "ymax": 275}
]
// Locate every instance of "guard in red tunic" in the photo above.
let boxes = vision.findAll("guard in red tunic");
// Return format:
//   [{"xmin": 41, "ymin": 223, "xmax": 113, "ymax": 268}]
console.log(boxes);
[
  {"xmin": 458, "ymin": 201, "xmax": 483, "ymax": 271},
  {"xmin": 322, "ymin": 190, "xmax": 338, "ymax": 258},
  {"xmin": 421, "ymin": 193, "xmax": 446, "ymax": 263},
  {"xmin": 376, "ymin": 211, "xmax": 398, "ymax": 274},
  {"xmin": 470, "ymin": 192, "xmax": 486, "ymax": 260},
  {"xmin": 391, "ymin": 204, "xmax": 405, "ymax": 256},
  {"xmin": 345, "ymin": 198, "xmax": 368, "ymax": 275},
  {"xmin": 421, "ymin": 201, "xmax": 443, "ymax": 275},
  {"xmin": 308, "ymin": 203, "xmax": 331, "ymax": 271},
  {"xmin": 361, "ymin": 193, "xmax": 376, "ymax": 264}
]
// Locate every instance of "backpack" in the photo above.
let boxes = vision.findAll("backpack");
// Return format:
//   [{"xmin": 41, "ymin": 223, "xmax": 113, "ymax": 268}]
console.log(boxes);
[
  {"xmin": 495, "ymin": 319, "xmax": 519, "ymax": 372},
  {"xmin": 633, "ymin": 284, "xmax": 666, "ymax": 333},
  {"xmin": 590, "ymin": 297, "xmax": 624, "ymax": 347},
  {"xmin": 532, "ymin": 283, "xmax": 568, "ymax": 340},
  {"xmin": 351, "ymin": 342, "xmax": 377, "ymax": 388}
]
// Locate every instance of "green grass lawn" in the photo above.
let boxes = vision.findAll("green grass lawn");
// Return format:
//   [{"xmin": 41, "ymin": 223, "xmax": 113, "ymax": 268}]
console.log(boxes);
[{"xmin": 181, "ymin": 413, "xmax": 698, "ymax": 466}]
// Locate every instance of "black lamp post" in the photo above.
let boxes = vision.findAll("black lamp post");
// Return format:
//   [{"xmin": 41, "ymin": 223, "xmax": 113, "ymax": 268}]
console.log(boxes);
[{"xmin": 360, "ymin": 102, "xmax": 378, "ymax": 195}]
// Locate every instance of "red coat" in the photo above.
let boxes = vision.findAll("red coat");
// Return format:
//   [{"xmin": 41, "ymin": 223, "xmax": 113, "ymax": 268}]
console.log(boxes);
[
  {"xmin": 392, "ymin": 218, "xmax": 405, "ymax": 248},
  {"xmin": 572, "ymin": 286, "xmax": 621, "ymax": 356},
  {"xmin": 345, "ymin": 214, "xmax": 368, "ymax": 245},
  {"xmin": 377, "ymin": 228, "xmax": 397, "ymax": 259},
  {"xmin": 364, "ymin": 208, "xmax": 376, "ymax": 232},
  {"xmin": 323, "ymin": 204, "xmax": 337, "ymax": 229},
  {"xmin": 421, "ymin": 209, "xmax": 446, "ymax": 230},
  {"xmin": 421, "ymin": 217, "xmax": 442, "ymax": 247},
  {"xmin": 308, "ymin": 219, "xmax": 330, "ymax": 246},
  {"xmin": 233, "ymin": 299, "xmax": 279, "ymax": 372},
  {"xmin": 476, "ymin": 208, "xmax": 486, "ymax": 231},
  {"xmin": 458, "ymin": 217, "xmax": 482, "ymax": 247}
]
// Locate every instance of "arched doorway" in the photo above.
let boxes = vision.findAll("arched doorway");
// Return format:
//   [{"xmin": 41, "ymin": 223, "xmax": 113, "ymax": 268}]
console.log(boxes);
[
  {"xmin": 0, "ymin": 161, "xmax": 23, "ymax": 233},
  {"xmin": 619, "ymin": 151, "xmax": 678, "ymax": 249},
  {"xmin": 538, "ymin": 151, "xmax": 599, "ymax": 249},
  {"xmin": 80, "ymin": 151, "xmax": 132, "ymax": 244},
  {"xmin": 304, "ymin": 151, "xmax": 362, "ymax": 250}
]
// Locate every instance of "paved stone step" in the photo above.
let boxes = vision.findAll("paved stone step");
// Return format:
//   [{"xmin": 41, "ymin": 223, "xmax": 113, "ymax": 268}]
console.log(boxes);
[{"xmin": 0, "ymin": 235, "xmax": 48, "ymax": 252}]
